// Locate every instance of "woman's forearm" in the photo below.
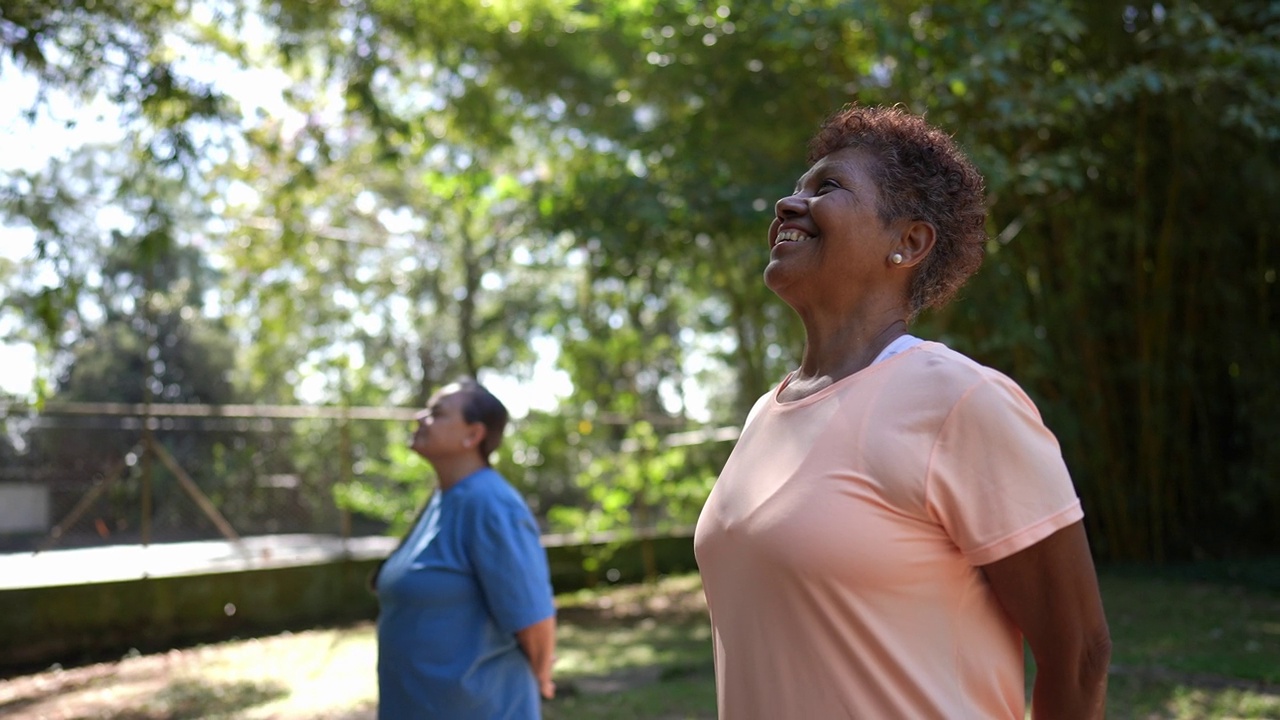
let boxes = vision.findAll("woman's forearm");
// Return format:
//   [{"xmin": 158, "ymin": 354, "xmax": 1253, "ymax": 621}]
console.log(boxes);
[
  {"xmin": 1030, "ymin": 634, "xmax": 1112, "ymax": 720},
  {"xmin": 516, "ymin": 615, "xmax": 557, "ymax": 699}
]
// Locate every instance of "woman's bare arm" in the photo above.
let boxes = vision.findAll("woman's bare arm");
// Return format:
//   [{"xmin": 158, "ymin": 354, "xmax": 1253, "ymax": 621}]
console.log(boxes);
[
  {"xmin": 516, "ymin": 615, "xmax": 557, "ymax": 699},
  {"xmin": 982, "ymin": 521, "xmax": 1111, "ymax": 719}
]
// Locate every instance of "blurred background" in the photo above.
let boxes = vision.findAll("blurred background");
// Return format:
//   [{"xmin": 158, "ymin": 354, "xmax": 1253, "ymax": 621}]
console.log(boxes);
[{"xmin": 1, "ymin": 0, "xmax": 1277, "ymax": 567}]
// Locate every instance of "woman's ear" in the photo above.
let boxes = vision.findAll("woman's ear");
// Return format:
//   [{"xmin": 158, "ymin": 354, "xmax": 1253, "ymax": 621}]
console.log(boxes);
[
  {"xmin": 892, "ymin": 220, "xmax": 937, "ymax": 268},
  {"xmin": 466, "ymin": 423, "xmax": 488, "ymax": 452}
]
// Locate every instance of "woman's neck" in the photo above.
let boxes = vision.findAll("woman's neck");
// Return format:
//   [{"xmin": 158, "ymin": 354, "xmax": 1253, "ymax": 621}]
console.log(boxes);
[
  {"xmin": 433, "ymin": 456, "xmax": 488, "ymax": 491},
  {"xmin": 793, "ymin": 310, "xmax": 909, "ymax": 384}
]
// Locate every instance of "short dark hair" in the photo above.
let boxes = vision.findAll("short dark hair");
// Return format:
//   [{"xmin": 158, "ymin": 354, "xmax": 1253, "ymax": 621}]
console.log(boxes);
[
  {"xmin": 808, "ymin": 104, "xmax": 987, "ymax": 316},
  {"xmin": 451, "ymin": 377, "xmax": 509, "ymax": 462}
]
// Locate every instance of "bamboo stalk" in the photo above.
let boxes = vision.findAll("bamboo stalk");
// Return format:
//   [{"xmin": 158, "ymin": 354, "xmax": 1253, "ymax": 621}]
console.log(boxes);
[
  {"xmin": 1142, "ymin": 109, "xmax": 1185, "ymax": 563},
  {"xmin": 1050, "ymin": 207, "xmax": 1138, "ymax": 559}
]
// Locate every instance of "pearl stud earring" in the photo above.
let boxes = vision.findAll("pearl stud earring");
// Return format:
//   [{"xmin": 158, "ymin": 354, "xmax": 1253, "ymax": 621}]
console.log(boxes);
[{"xmin": 891, "ymin": 253, "xmax": 904, "ymax": 265}]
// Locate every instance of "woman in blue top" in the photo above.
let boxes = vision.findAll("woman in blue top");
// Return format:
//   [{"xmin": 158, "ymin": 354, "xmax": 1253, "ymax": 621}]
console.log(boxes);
[{"xmin": 373, "ymin": 378, "xmax": 557, "ymax": 719}]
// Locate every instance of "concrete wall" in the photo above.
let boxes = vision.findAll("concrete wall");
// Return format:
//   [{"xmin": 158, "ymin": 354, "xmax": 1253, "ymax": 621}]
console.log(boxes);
[{"xmin": 0, "ymin": 533, "xmax": 697, "ymax": 675}]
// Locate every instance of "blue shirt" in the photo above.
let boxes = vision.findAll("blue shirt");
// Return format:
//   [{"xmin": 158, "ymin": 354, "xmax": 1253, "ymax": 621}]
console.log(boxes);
[{"xmin": 376, "ymin": 468, "xmax": 555, "ymax": 719}]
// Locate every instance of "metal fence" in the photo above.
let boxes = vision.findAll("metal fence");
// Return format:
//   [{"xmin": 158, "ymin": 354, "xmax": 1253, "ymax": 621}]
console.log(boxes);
[
  {"xmin": 0, "ymin": 403, "xmax": 418, "ymax": 553},
  {"xmin": 0, "ymin": 401, "xmax": 740, "ymax": 555}
]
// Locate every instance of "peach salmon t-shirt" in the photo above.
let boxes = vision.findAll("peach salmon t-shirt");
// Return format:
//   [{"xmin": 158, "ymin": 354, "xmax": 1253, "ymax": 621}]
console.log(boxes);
[{"xmin": 693, "ymin": 341, "xmax": 1083, "ymax": 719}]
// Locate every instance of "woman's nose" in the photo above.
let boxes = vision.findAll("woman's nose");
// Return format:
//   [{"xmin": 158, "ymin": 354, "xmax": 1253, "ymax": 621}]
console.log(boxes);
[{"xmin": 775, "ymin": 193, "xmax": 806, "ymax": 219}]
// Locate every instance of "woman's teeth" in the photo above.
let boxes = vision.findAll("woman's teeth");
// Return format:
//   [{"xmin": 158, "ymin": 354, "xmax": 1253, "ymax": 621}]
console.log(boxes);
[{"xmin": 776, "ymin": 230, "xmax": 811, "ymax": 243}]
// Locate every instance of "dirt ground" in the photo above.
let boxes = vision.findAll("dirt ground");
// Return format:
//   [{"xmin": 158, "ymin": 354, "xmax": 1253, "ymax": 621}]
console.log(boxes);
[
  {"xmin": 0, "ymin": 575, "xmax": 710, "ymax": 720},
  {"xmin": 0, "ymin": 627, "xmax": 380, "ymax": 720}
]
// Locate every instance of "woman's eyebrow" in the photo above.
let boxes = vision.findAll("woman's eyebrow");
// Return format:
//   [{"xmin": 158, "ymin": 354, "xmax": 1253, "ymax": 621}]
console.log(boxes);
[
  {"xmin": 794, "ymin": 171, "xmax": 831, "ymax": 194},
  {"xmin": 793, "ymin": 172, "xmax": 817, "ymax": 193}
]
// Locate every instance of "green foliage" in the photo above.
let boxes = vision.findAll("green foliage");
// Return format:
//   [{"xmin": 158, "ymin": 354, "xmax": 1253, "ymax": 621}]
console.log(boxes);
[
  {"xmin": 497, "ymin": 409, "xmax": 585, "ymax": 516},
  {"xmin": 4, "ymin": 0, "xmax": 1278, "ymax": 561},
  {"xmin": 918, "ymin": 0, "xmax": 1280, "ymax": 561},
  {"xmin": 1, "ymin": 0, "xmax": 234, "ymax": 169},
  {"xmin": 336, "ymin": 441, "xmax": 433, "ymax": 534},
  {"xmin": 546, "ymin": 420, "xmax": 720, "ymax": 577}
]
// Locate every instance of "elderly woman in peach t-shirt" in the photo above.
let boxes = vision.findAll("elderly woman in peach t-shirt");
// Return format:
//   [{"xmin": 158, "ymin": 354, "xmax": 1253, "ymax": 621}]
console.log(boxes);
[{"xmin": 694, "ymin": 104, "xmax": 1111, "ymax": 719}]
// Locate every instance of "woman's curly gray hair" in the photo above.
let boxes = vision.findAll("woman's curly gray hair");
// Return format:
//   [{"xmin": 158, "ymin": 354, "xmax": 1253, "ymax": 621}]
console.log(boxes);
[{"xmin": 808, "ymin": 104, "xmax": 987, "ymax": 316}]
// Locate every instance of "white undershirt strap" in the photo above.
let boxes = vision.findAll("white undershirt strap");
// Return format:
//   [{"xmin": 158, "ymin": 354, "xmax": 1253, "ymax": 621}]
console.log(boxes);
[{"xmin": 872, "ymin": 334, "xmax": 923, "ymax": 366}]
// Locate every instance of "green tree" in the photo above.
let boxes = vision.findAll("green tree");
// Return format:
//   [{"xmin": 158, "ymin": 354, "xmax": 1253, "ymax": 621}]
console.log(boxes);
[
  {"xmin": 877, "ymin": 1, "xmax": 1280, "ymax": 560},
  {"xmin": 6, "ymin": 0, "xmax": 1277, "ymax": 561},
  {"xmin": 319, "ymin": 0, "xmax": 1279, "ymax": 561}
]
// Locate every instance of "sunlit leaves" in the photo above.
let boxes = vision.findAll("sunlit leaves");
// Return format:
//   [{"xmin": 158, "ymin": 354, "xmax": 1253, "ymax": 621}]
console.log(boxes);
[
  {"xmin": 5, "ymin": 0, "xmax": 1279, "ymax": 560},
  {"xmin": 550, "ymin": 420, "xmax": 715, "ymax": 539},
  {"xmin": 338, "ymin": 441, "xmax": 433, "ymax": 533}
]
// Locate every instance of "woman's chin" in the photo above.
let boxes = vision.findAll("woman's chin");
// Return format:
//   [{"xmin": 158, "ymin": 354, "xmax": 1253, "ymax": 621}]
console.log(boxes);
[{"xmin": 763, "ymin": 262, "xmax": 801, "ymax": 297}]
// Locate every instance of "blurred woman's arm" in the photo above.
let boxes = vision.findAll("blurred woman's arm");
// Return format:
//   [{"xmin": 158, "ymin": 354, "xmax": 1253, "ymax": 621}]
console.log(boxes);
[{"xmin": 516, "ymin": 615, "xmax": 557, "ymax": 699}]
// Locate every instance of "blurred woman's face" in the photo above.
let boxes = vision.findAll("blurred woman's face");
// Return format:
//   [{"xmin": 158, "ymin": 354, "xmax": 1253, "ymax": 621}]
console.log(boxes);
[
  {"xmin": 763, "ymin": 147, "xmax": 900, "ymax": 308},
  {"xmin": 409, "ymin": 386, "xmax": 477, "ymax": 463}
]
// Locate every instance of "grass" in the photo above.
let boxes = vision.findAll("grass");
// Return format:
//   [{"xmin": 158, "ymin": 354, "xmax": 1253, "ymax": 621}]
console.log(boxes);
[
  {"xmin": 1095, "ymin": 570, "xmax": 1280, "ymax": 718},
  {"xmin": 1102, "ymin": 572, "xmax": 1280, "ymax": 683},
  {"xmin": 544, "ymin": 573, "xmax": 716, "ymax": 720},
  {"xmin": 0, "ymin": 568, "xmax": 1277, "ymax": 719}
]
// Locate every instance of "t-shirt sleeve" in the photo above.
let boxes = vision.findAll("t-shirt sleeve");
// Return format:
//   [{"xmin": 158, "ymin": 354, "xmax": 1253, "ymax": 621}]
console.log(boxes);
[
  {"xmin": 925, "ymin": 373, "xmax": 1083, "ymax": 567},
  {"xmin": 468, "ymin": 494, "xmax": 556, "ymax": 634}
]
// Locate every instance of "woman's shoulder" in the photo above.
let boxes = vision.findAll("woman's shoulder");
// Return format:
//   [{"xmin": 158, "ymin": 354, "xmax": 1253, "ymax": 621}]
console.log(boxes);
[
  {"xmin": 453, "ymin": 469, "xmax": 533, "ymax": 513},
  {"xmin": 901, "ymin": 342, "xmax": 1047, "ymax": 421},
  {"xmin": 896, "ymin": 341, "xmax": 1027, "ymax": 397}
]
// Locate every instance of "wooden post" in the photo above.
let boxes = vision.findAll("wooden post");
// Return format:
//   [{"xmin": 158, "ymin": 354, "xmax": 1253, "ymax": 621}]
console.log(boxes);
[
  {"xmin": 635, "ymin": 441, "xmax": 657, "ymax": 583},
  {"xmin": 151, "ymin": 440, "xmax": 241, "ymax": 542},
  {"xmin": 141, "ymin": 392, "xmax": 153, "ymax": 547},
  {"xmin": 339, "ymin": 414, "xmax": 353, "ymax": 541}
]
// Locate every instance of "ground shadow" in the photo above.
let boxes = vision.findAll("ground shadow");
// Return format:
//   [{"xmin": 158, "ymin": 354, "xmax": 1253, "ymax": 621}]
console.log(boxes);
[
  {"xmin": 0, "ymin": 664, "xmax": 123, "ymax": 716},
  {"xmin": 90, "ymin": 678, "xmax": 289, "ymax": 720}
]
